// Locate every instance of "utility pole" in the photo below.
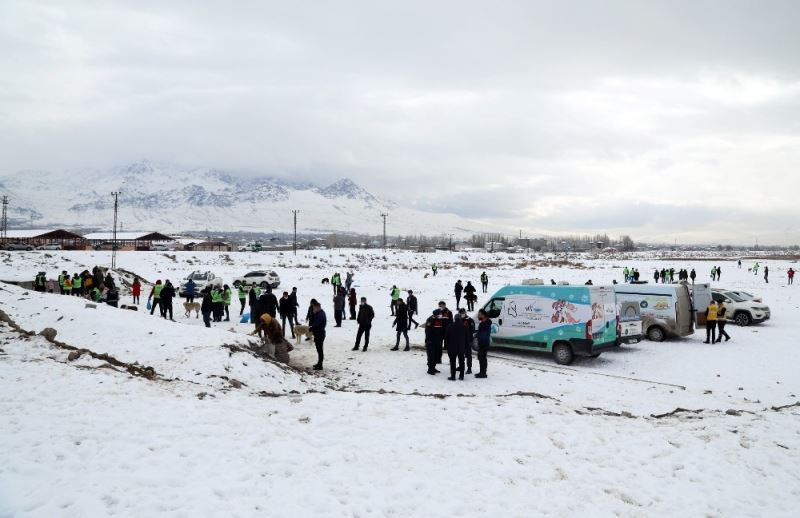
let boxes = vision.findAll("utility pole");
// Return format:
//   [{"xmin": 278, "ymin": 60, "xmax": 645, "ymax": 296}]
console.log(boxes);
[
  {"xmin": 448, "ymin": 233, "xmax": 453, "ymax": 252},
  {"xmin": 111, "ymin": 192, "xmax": 120, "ymax": 270},
  {"xmin": 292, "ymin": 210, "xmax": 299, "ymax": 255},
  {"xmin": 380, "ymin": 213, "xmax": 388, "ymax": 251},
  {"xmin": 0, "ymin": 196, "xmax": 8, "ymax": 239}
]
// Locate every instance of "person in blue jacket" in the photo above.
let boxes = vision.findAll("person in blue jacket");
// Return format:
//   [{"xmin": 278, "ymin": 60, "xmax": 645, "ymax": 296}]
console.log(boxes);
[
  {"xmin": 310, "ymin": 301, "xmax": 327, "ymax": 370},
  {"xmin": 184, "ymin": 278, "xmax": 197, "ymax": 303},
  {"xmin": 475, "ymin": 309, "xmax": 492, "ymax": 378}
]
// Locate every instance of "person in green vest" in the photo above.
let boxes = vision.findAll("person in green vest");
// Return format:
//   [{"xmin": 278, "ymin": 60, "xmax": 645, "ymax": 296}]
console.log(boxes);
[
  {"xmin": 72, "ymin": 273, "xmax": 83, "ymax": 297},
  {"xmin": 331, "ymin": 272, "xmax": 342, "ymax": 296},
  {"xmin": 237, "ymin": 283, "xmax": 249, "ymax": 316},
  {"xmin": 91, "ymin": 286, "xmax": 102, "ymax": 302},
  {"xmin": 34, "ymin": 272, "xmax": 46, "ymax": 292},
  {"xmin": 211, "ymin": 285, "xmax": 224, "ymax": 322},
  {"xmin": 222, "ymin": 284, "xmax": 232, "ymax": 322},
  {"xmin": 432, "ymin": 264, "xmax": 438, "ymax": 277},
  {"xmin": 58, "ymin": 270, "xmax": 68, "ymax": 295},
  {"xmin": 63, "ymin": 276, "xmax": 72, "ymax": 295},
  {"xmin": 480, "ymin": 271, "xmax": 489, "ymax": 293},
  {"xmin": 390, "ymin": 285, "xmax": 401, "ymax": 316},
  {"xmin": 149, "ymin": 280, "xmax": 164, "ymax": 316}
]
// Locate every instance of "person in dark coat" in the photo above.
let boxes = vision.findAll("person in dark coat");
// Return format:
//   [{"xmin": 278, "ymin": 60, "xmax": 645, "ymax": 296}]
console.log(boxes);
[
  {"xmin": 406, "ymin": 290, "xmax": 419, "ymax": 329},
  {"xmin": 348, "ymin": 288, "xmax": 357, "ymax": 320},
  {"xmin": 288, "ymin": 287, "xmax": 300, "ymax": 326},
  {"xmin": 690, "ymin": 269, "xmax": 696, "ymax": 284},
  {"xmin": 392, "ymin": 299, "xmax": 410, "ymax": 351},
  {"xmin": 263, "ymin": 288, "xmax": 278, "ymax": 319},
  {"xmin": 248, "ymin": 284, "xmax": 259, "ymax": 319},
  {"xmin": 305, "ymin": 299, "xmax": 318, "ymax": 342},
  {"xmin": 310, "ymin": 302, "xmax": 327, "ymax": 370},
  {"xmin": 424, "ymin": 309, "xmax": 445, "ymax": 375},
  {"xmin": 333, "ymin": 291, "xmax": 345, "ymax": 327},
  {"xmin": 464, "ymin": 281, "xmax": 477, "ymax": 311},
  {"xmin": 184, "ymin": 279, "xmax": 197, "ymax": 304},
  {"xmin": 445, "ymin": 315, "xmax": 467, "ymax": 380},
  {"xmin": 716, "ymin": 301, "xmax": 731, "ymax": 343},
  {"xmin": 160, "ymin": 281, "xmax": 176, "ymax": 321},
  {"xmin": 279, "ymin": 292, "xmax": 295, "ymax": 338},
  {"xmin": 436, "ymin": 301, "xmax": 453, "ymax": 364},
  {"xmin": 353, "ymin": 297, "xmax": 375, "ymax": 351},
  {"xmin": 201, "ymin": 288, "xmax": 213, "ymax": 327},
  {"xmin": 457, "ymin": 308, "xmax": 476, "ymax": 374},
  {"xmin": 252, "ymin": 294, "xmax": 267, "ymax": 337},
  {"xmin": 475, "ymin": 309, "xmax": 491, "ymax": 378},
  {"xmin": 454, "ymin": 280, "xmax": 464, "ymax": 309}
]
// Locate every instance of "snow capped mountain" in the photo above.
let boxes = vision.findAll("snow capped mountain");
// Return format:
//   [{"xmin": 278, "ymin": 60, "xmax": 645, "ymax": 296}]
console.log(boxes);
[{"xmin": 0, "ymin": 160, "xmax": 489, "ymax": 235}]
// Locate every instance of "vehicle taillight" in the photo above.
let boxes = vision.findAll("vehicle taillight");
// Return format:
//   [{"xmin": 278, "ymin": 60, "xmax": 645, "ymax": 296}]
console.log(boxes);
[{"xmin": 586, "ymin": 320, "xmax": 593, "ymax": 340}]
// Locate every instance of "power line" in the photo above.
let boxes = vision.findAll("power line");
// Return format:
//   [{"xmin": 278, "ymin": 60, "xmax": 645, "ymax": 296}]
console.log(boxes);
[
  {"xmin": 292, "ymin": 210, "xmax": 299, "ymax": 256},
  {"xmin": 111, "ymin": 192, "xmax": 120, "ymax": 270},
  {"xmin": 380, "ymin": 213, "xmax": 388, "ymax": 251}
]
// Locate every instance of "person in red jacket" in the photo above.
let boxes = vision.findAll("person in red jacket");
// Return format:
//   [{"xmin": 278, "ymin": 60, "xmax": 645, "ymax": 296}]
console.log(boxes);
[
  {"xmin": 789, "ymin": 268, "xmax": 795, "ymax": 285},
  {"xmin": 132, "ymin": 277, "xmax": 142, "ymax": 305},
  {"xmin": 348, "ymin": 288, "xmax": 357, "ymax": 320}
]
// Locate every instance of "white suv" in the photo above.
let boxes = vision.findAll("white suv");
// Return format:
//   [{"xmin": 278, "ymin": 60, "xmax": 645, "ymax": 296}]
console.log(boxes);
[
  {"xmin": 232, "ymin": 270, "xmax": 280, "ymax": 289},
  {"xmin": 711, "ymin": 289, "xmax": 770, "ymax": 326}
]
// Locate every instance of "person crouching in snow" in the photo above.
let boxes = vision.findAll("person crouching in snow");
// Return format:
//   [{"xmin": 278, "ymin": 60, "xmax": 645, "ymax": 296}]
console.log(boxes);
[{"xmin": 252, "ymin": 314, "xmax": 292, "ymax": 364}]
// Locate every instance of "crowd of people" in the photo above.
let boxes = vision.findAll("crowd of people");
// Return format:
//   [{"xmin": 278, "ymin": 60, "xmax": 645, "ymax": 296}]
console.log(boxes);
[{"xmin": 33, "ymin": 267, "xmax": 121, "ymax": 306}]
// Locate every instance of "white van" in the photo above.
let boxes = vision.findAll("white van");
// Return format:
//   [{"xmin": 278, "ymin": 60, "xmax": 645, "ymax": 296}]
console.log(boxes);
[
  {"xmin": 613, "ymin": 283, "xmax": 695, "ymax": 341},
  {"xmin": 480, "ymin": 284, "xmax": 620, "ymax": 365}
]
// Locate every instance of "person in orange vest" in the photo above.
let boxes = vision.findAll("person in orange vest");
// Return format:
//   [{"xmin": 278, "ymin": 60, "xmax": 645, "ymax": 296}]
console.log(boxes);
[{"xmin": 704, "ymin": 300, "xmax": 718, "ymax": 344}]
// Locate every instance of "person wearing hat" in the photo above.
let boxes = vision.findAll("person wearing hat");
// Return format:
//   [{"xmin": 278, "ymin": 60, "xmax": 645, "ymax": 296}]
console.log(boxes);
[
  {"xmin": 255, "ymin": 313, "xmax": 283, "ymax": 343},
  {"xmin": 425, "ymin": 309, "xmax": 446, "ymax": 375}
]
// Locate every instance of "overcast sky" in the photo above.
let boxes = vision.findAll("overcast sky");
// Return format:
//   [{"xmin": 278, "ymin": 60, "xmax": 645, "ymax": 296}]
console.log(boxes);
[{"xmin": 2, "ymin": 0, "xmax": 799, "ymax": 244}]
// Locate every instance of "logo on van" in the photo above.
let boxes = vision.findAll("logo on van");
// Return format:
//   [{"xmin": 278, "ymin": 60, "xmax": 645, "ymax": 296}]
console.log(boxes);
[{"xmin": 640, "ymin": 301, "xmax": 648, "ymax": 308}]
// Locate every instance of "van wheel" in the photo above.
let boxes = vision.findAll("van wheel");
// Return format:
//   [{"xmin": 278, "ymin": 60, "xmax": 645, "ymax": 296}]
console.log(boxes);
[
  {"xmin": 734, "ymin": 312, "xmax": 752, "ymax": 327},
  {"xmin": 647, "ymin": 326, "xmax": 665, "ymax": 342},
  {"xmin": 553, "ymin": 342, "xmax": 574, "ymax": 365}
]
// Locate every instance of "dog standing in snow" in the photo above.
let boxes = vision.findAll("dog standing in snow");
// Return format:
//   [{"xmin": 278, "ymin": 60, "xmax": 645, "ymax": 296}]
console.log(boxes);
[
  {"xmin": 183, "ymin": 301, "xmax": 201, "ymax": 318},
  {"xmin": 292, "ymin": 324, "xmax": 312, "ymax": 344}
]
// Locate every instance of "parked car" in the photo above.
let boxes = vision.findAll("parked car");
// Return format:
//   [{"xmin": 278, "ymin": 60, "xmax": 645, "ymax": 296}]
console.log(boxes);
[
  {"xmin": 727, "ymin": 290, "xmax": 762, "ymax": 303},
  {"xmin": 232, "ymin": 270, "xmax": 280, "ymax": 290},
  {"xmin": 711, "ymin": 289, "xmax": 770, "ymax": 326},
  {"xmin": 93, "ymin": 241, "xmax": 119, "ymax": 251},
  {"xmin": 4, "ymin": 242, "xmax": 33, "ymax": 251},
  {"xmin": 151, "ymin": 243, "xmax": 172, "ymax": 251},
  {"xmin": 35, "ymin": 243, "xmax": 62, "ymax": 250},
  {"xmin": 179, "ymin": 271, "xmax": 219, "ymax": 297},
  {"xmin": 237, "ymin": 242, "xmax": 263, "ymax": 252}
]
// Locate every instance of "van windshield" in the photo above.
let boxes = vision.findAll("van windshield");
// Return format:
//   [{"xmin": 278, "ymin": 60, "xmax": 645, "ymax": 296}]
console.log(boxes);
[
  {"xmin": 189, "ymin": 273, "xmax": 209, "ymax": 281},
  {"xmin": 484, "ymin": 298, "xmax": 504, "ymax": 318},
  {"xmin": 724, "ymin": 292, "xmax": 747, "ymax": 303}
]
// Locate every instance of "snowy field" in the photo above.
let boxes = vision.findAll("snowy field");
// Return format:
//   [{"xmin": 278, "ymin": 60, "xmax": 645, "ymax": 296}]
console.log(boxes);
[{"xmin": 1, "ymin": 249, "xmax": 799, "ymax": 517}]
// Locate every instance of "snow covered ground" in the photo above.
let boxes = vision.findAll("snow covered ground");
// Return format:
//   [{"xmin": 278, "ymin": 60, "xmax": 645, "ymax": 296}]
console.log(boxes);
[{"xmin": 1, "ymin": 249, "xmax": 799, "ymax": 516}]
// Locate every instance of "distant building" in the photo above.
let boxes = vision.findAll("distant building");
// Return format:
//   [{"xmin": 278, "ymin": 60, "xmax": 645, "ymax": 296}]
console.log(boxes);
[
  {"xmin": 194, "ymin": 241, "xmax": 232, "ymax": 252},
  {"xmin": 83, "ymin": 232, "xmax": 175, "ymax": 251},
  {"xmin": 0, "ymin": 229, "xmax": 87, "ymax": 250}
]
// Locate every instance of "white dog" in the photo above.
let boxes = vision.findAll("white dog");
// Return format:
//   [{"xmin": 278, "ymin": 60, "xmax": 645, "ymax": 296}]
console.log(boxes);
[
  {"xmin": 292, "ymin": 324, "xmax": 312, "ymax": 344},
  {"xmin": 183, "ymin": 301, "xmax": 201, "ymax": 318}
]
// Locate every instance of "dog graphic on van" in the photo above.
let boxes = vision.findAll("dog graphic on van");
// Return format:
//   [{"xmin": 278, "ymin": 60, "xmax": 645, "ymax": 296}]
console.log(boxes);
[
  {"xmin": 551, "ymin": 300, "xmax": 579, "ymax": 323},
  {"xmin": 591, "ymin": 302, "xmax": 604, "ymax": 320}
]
